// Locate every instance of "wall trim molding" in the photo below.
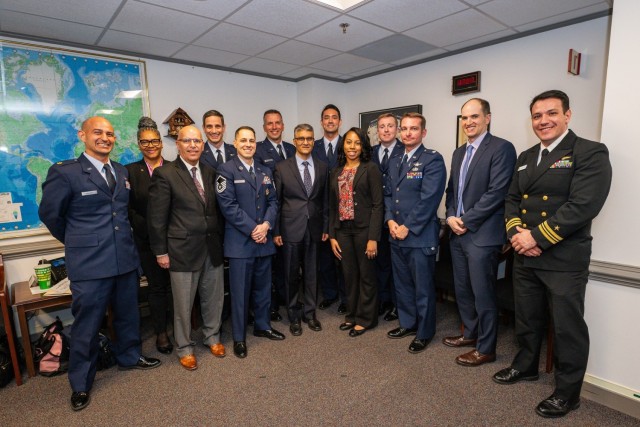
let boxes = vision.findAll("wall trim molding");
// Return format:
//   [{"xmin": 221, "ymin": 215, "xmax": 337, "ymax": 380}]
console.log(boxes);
[
  {"xmin": 583, "ymin": 374, "xmax": 640, "ymax": 419},
  {"xmin": 589, "ymin": 260, "xmax": 640, "ymax": 289},
  {"xmin": 0, "ymin": 239, "xmax": 64, "ymax": 261}
]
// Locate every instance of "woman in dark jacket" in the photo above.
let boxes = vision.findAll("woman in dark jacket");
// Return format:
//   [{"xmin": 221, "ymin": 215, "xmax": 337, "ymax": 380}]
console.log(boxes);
[
  {"xmin": 329, "ymin": 127, "xmax": 383, "ymax": 336},
  {"xmin": 125, "ymin": 117, "xmax": 173, "ymax": 354}
]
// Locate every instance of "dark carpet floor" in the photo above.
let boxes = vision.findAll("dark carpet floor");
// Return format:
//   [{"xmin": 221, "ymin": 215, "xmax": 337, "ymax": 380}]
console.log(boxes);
[{"xmin": 1, "ymin": 301, "xmax": 637, "ymax": 426}]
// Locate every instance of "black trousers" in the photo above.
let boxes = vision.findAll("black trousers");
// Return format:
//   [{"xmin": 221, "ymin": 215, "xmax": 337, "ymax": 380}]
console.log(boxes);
[
  {"xmin": 137, "ymin": 243, "xmax": 172, "ymax": 335},
  {"xmin": 512, "ymin": 256, "xmax": 589, "ymax": 401},
  {"xmin": 336, "ymin": 222, "xmax": 378, "ymax": 329},
  {"xmin": 281, "ymin": 227, "xmax": 318, "ymax": 322}
]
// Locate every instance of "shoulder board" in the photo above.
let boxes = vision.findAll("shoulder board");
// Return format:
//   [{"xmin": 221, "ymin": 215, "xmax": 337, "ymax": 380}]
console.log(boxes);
[{"xmin": 56, "ymin": 159, "xmax": 78, "ymax": 166}]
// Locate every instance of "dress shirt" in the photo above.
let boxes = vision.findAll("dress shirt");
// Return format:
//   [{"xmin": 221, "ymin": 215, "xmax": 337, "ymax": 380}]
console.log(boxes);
[
  {"xmin": 207, "ymin": 141, "xmax": 226, "ymax": 162},
  {"xmin": 295, "ymin": 154, "xmax": 315, "ymax": 184},
  {"xmin": 324, "ymin": 136, "xmax": 339, "ymax": 155},
  {"xmin": 269, "ymin": 139, "xmax": 286, "ymax": 159},
  {"xmin": 378, "ymin": 141, "xmax": 397, "ymax": 163},
  {"xmin": 83, "ymin": 152, "xmax": 116, "ymax": 183},
  {"xmin": 458, "ymin": 131, "xmax": 486, "ymax": 191},
  {"xmin": 537, "ymin": 129, "xmax": 568, "ymax": 165},
  {"xmin": 178, "ymin": 156, "xmax": 204, "ymax": 188}
]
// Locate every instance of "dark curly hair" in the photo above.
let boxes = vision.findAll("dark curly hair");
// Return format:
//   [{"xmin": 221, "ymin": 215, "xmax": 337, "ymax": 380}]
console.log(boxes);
[
  {"xmin": 137, "ymin": 116, "xmax": 160, "ymax": 140},
  {"xmin": 336, "ymin": 127, "xmax": 372, "ymax": 166}
]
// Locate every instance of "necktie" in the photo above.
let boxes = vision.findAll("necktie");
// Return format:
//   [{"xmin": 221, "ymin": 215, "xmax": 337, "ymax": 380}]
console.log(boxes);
[
  {"xmin": 537, "ymin": 148, "xmax": 549, "ymax": 166},
  {"xmin": 327, "ymin": 143, "xmax": 334, "ymax": 164},
  {"xmin": 381, "ymin": 148, "xmax": 389, "ymax": 170},
  {"xmin": 249, "ymin": 166, "xmax": 256, "ymax": 185},
  {"xmin": 104, "ymin": 164, "xmax": 116, "ymax": 193},
  {"xmin": 302, "ymin": 161, "xmax": 312, "ymax": 196},
  {"xmin": 398, "ymin": 154, "xmax": 407, "ymax": 177},
  {"xmin": 191, "ymin": 167, "xmax": 206, "ymax": 202},
  {"xmin": 216, "ymin": 149, "xmax": 223, "ymax": 165},
  {"xmin": 277, "ymin": 144, "xmax": 284, "ymax": 159},
  {"xmin": 456, "ymin": 145, "xmax": 475, "ymax": 217}
]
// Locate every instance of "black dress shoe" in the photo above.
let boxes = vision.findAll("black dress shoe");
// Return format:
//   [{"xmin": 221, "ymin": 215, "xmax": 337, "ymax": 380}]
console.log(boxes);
[
  {"xmin": 349, "ymin": 328, "xmax": 366, "ymax": 337},
  {"xmin": 270, "ymin": 309, "xmax": 282, "ymax": 321},
  {"xmin": 70, "ymin": 391, "xmax": 90, "ymax": 411},
  {"xmin": 254, "ymin": 328, "xmax": 286, "ymax": 340},
  {"xmin": 387, "ymin": 327, "xmax": 417, "ymax": 339},
  {"xmin": 339, "ymin": 322, "xmax": 354, "ymax": 331},
  {"xmin": 248, "ymin": 313, "xmax": 255, "ymax": 326},
  {"xmin": 408, "ymin": 338, "xmax": 429, "ymax": 353},
  {"xmin": 156, "ymin": 343, "xmax": 173, "ymax": 355},
  {"xmin": 119, "ymin": 355, "xmax": 162, "ymax": 370},
  {"xmin": 492, "ymin": 367, "xmax": 539, "ymax": 385},
  {"xmin": 384, "ymin": 307, "xmax": 398, "ymax": 321},
  {"xmin": 535, "ymin": 395, "xmax": 580, "ymax": 418},
  {"xmin": 290, "ymin": 321, "xmax": 302, "ymax": 336},
  {"xmin": 337, "ymin": 303, "xmax": 347, "ymax": 314},
  {"xmin": 234, "ymin": 341, "xmax": 247, "ymax": 358},
  {"xmin": 318, "ymin": 298, "xmax": 337, "ymax": 310},
  {"xmin": 304, "ymin": 317, "xmax": 322, "ymax": 331}
]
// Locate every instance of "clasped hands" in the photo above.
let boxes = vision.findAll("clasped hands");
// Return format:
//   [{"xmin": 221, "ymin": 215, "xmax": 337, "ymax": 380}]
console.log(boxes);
[
  {"xmin": 388, "ymin": 220, "xmax": 409, "ymax": 240},
  {"xmin": 510, "ymin": 226, "xmax": 542, "ymax": 257},
  {"xmin": 251, "ymin": 222, "xmax": 270, "ymax": 244}
]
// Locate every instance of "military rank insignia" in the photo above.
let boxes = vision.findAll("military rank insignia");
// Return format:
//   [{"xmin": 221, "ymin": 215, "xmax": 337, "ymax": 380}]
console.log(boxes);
[
  {"xmin": 216, "ymin": 176, "xmax": 227, "ymax": 193},
  {"xmin": 262, "ymin": 175, "xmax": 272, "ymax": 185}
]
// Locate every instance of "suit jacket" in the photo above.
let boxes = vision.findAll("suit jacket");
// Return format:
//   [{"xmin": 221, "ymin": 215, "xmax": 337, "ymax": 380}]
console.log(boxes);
[
  {"xmin": 313, "ymin": 136, "xmax": 343, "ymax": 171},
  {"xmin": 329, "ymin": 161, "xmax": 384, "ymax": 242},
  {"xmin": 384, "ymin": 145, "xmax": 446, "ymax": 249},
  {"xmin": 215, "ymin": 156, "xmax": 278, "ymax": 258},
  {"xmin": 255, "ymin": 138, "xmax": 296, "ymax": 172},
  {"xmin": 505, "ymin": 130, "xmax": 612, "ymax": 271},
  {"xmin": 38, "ymin": 155, "xmax": 139, "ymax": 281},
  {"xmin": 125, "ymin": 158, "xmax": 170, "ymax": 247},
  {"xmin": 274, "ymin": 155, "xmax": 329, "ymax": 242},
  {"xmin": 201, "ymin": 142, "xmax": 237, "ymax": 170},
  {"xmin": 372, "ymin": 139, "xmax": 404, "ymax": 194},
  {"xmin": 147, "ymin": 159, "xmax": 224, "ymax": 271},
  {"xmin": 445, "ymin": 133, "xmax": 517, "ymax": 246}
]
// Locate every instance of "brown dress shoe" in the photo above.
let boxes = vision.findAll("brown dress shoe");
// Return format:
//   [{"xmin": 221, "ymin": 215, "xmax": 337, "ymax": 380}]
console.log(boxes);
[
  {"xmin": 210, "ymin": 343, "xmax": 226, "ymax": 358},
  {"xmin": 179, "ymin": 354, "xmax": 197, "ymax": 370},
  {"xmin": 442, "ymin": 335, "xmax": 477, "ymax": 347},
  {"xmin": 455, "ymin": 349, "xmax": 496, "ymax": 366}
]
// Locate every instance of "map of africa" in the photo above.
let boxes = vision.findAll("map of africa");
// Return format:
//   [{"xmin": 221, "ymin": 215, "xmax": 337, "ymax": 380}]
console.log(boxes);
[{"xmin": 0, "ymin": 41, "xmax": 147, "ymax": 238}]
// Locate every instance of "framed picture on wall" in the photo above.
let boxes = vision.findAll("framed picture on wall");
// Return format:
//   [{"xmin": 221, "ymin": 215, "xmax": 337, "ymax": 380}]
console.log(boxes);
[
  {"xmin": 456, "ymin": 115, "xmax": 490, "ymax": 148},
  {"xmin": 359, "ymin": 104, "xmax": 422, "ymax": 146}
]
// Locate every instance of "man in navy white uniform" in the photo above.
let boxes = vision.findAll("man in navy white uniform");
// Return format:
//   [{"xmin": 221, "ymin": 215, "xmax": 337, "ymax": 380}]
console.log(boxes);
[
  {"xmin": 39, "ymin": 116, "xmax": 160, "ymax": 412},
  {"xmin": 384, "ymin": 112, "xmax": 446, "ymax": 354},
  {"xmin": 216, "ymin": 126, "xmax": 285, "ymax": 359}
]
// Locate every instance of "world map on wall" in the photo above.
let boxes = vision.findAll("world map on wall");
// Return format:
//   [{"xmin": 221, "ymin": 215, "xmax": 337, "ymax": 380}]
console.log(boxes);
[{"xmin": 0, "ymin": 41, "xmax": 147, "ymax": 238}]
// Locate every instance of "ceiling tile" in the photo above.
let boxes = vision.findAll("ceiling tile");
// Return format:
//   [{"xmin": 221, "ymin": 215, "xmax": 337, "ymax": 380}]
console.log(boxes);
[
  {"xmin": 259, "ymin": 40, "xmax": 340, "ymax": 66},
  {"xmin": 0, "ymin": 0, "xmax": 122, "ymax": 27},
  {"xmin": 443, "ymin": 28, "xmax": 516, "ymax": 51},
  {"xmin": 225, "ymin": 0, "xmax": 340, "ymax": 38},
  {"xmin": 99, "ymin": 30, "xmax": 185, "ymax": 57},
  {"xmin": 478, "ymin": 0, "xmax": 605, "ymax": 27},
  {"xmin": 194, "ymin": 22, "xmax": 286, "ymax": 56},
  {"xmin": 234, "ymin": 57, "xmax": 300, "ymax": 76},
  {"xmin": 136, "ymin": 0, "xmax": 248, "ymax": 20},
  {"xmin": 390, "ymin": 48, "xmax": 449, "ymax": 65},
  {"xmin": 348, "ymin": 64, "xmax": 393, "ymax": 77},
  {"xmin": 280, "ymin": 67, "xmax": 342, "ymax": 79},
  {"xmin": 172, "ymin": 45, "xmax": 248, "ymax": 67},
  {"xmin": 109, "ymin": 1, "xmax": 217, "ymax": 43},
  {"xmin": 0, "ymin": 11, "xmax": 103, "ymax": 45},
  {"xmin": 309, "ymin": 53, "xmax": 383, "ymax": 74},
  {"xmin": 515, "ymin": 3, "xmax": 611, "ymax": 33},
  {"xmin": 296, "ymin": 16, "xmax": 394, "ymax": 51},
  {"xmin": 348, "ymin": 0, "xmax": 468, "ymax": 32},
  {"xmin": 405, "ymin": 9, "xmax": 507, "ymax": 47},
  {"xmin": 350, "ymin": 34, "xmax": 437, "ymax": 62}
]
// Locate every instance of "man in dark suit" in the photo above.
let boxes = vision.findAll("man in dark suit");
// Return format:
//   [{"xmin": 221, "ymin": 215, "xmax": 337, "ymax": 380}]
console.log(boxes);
[
  {"xmin": 493, "ymin": 90, "xmax": 612, "ymax": 418},
  {"xmin": 201, "ymin": 109, "xmax": 237, "ymax": 170},
  {"xmin": 371, "ymin": 113, "xmax": 404, "ymax": 321},
  {"xmin": 384, "ymin": 112, "xmax": 446, "ymax": 354},
  {"xmin": 254, "ymin": 109, "xmax": 296, "ymax": 321},
  {"xmin": 443, "ymin": 98, "xmax": 516, "ymax": 366},
  {"xmin": 39, "ymin": 116, "xmax": 160, "ymax": 412},
  {"xmin": 216, "ymin": 126, "xmax": 285, "ymax": 359},
  {"xmin": 147, "ymin": 125, "xmax": 226, "ymax": 371},
  {"xmin": 273, "ymin": 123, "xmax": 329, "ymax": 336},
  {"xmin": 312, "ymin": 104, "xmax": 346, "ymax": 313}
]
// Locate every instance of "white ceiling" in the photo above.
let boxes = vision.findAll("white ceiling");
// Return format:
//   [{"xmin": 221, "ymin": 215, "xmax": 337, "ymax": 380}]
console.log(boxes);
[{"xmin": 0, "ymin": 0, "xmax": 613, "ymax": 82}]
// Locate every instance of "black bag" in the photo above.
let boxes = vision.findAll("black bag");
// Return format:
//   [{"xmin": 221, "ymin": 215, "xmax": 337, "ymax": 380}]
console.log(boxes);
[
  {"xmin": 33, "ymin": 317, "xmax": 70, "ymax": 377},
  {"xmin": 96, "ymin": 332, "xmax": 116, "ymax": 371},
  {"xmin": 0, "ymin": 332, "xmax": 14, "ymax": 387}
]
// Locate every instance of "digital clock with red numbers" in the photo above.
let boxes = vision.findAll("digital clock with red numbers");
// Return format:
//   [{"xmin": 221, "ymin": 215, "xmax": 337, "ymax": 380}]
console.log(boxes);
[{"xmin": 452, "ymin": 71, "xmax": 481, "ymax": 95}]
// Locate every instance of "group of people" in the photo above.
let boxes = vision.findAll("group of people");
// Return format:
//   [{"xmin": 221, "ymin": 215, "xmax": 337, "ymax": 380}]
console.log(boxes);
[{"xmin": 38, "ymin": 89, "xmax": 611, "ymax": 419}]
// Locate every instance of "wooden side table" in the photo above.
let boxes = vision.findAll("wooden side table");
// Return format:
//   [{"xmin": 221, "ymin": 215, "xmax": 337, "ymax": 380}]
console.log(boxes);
[{"xmin": 11, "ymin": 280, "xmax": 72, "ymax": 378}]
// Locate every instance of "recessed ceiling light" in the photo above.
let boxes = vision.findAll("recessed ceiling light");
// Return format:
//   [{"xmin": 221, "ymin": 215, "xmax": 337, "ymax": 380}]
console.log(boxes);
[{"xmin": 313, "ymin": 0, "xmax": 368, "ymax": 11}]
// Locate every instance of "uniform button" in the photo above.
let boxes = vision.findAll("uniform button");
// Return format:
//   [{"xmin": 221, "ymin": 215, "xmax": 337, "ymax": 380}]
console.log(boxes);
[
  {"xmin": 114, "ymin": 226, "xmax": 120, "ymax": 230},
  {"xmin": 396, "ymin": 188, "xmax": 400, "ymax": 191},
  {"xmin": 522, "ymin": 224, "xmax": 527, "ymax": 228},
  {"xmin": 543, "ymin": 195, "xmax": 548, "ymax": 201},
  {"xmin": 353, "ymin": 191, "xmax": 356, "ymax": 195},
  {"xmin": 112, "ymin": 212, "xmax": 117, "ymax": 216},
  {"xmin": 541, "ymin": 212, "xmax": 547, "ymax": 217},
  {"xmin": 257, "ymin": 206, "xmax": 261, "ymax": 209},
  {"xmin": 395, "ymin": 200, "xmax": 399, "ymax": 203},
  {"xmin": 395, "ymin": 211, "xmax": 399, "ymax": 215},
  {"xmin": 354, "ymin": 202, "xmax": 358, "ymax": 206},
  {"xmin": 521, "ymin": 209, "xmax": 527, "ymax": 214},
  {"xmin": 523, "ymin": 194, "xmax": 528, "ymax": 199}
]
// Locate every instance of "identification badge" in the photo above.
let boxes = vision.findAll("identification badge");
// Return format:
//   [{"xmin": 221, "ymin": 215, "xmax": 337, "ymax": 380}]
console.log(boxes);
[
  {"xmin": 81, "ymin": 190, "xmax": 98, "ymax": 196},
  {"xmin": 234, "ymin": 179, "xmax": 246, "ymax": 183}
]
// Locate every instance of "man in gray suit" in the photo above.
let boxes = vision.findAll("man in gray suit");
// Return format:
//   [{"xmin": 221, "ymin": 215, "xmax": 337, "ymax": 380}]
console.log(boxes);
[
  {"xmin": 148, "ymin": 125, "xmax": 226, "ymax": 371},
  {"xmin": 273, "ymin": 124, "xmax": 329, "ymax": 336}
]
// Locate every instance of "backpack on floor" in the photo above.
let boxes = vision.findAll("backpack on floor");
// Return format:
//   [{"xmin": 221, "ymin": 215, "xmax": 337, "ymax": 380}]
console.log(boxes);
[{"xmin": 33, "ymin": 317, "xmax": 70, "ymax": 377}]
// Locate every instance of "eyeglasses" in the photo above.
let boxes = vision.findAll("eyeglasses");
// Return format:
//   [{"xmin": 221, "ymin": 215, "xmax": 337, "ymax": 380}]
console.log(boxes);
[
  {"xmin": 294, "ymin": 137, "xmax": 315, "ymax": 143},
  {"xmin": 178, "ymin": 138, "xmax": 203, "ymax": 145},
  {"xmin": 139, "ymin": 139, "xmax": 162, "ymax": 148}
]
